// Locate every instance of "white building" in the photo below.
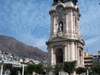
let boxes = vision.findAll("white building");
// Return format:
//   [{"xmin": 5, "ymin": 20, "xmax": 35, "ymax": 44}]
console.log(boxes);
[{"xmin": 46, "ymin": 0, "xmax": 85, "ymax": 71}]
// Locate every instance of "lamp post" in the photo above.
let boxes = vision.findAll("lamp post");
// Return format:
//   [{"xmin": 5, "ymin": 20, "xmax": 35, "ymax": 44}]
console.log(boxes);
[
  {"xmin": 87, "ymin": 64, "xmax": 89, "ymax": 75},
  {"xmin": 20, "ymin": 59, "xmax": 24, "ymax": 75},
  {"xmin": 22, "ymin": 63, "xmax": 24, "ymax": 75},
  {"xmin": 0, "ymin": 60, "xmax": 4, "ymax": 75},
  {"xmin": 59, "ymin": 71, "xmax": 60, "ymax": 75}
]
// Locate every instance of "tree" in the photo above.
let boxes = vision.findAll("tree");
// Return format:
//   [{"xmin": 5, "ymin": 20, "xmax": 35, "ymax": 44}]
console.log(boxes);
[
  {"xmin": 76, "ymin": 67, "xmax": 87, "ymax": 75},
  {"xmin": 44, "ymin": 66, "xmax": 52, "ymax": 72},
  {"xmin": 3, "ymin": 64, "xmax": 13, "ymax": 71},
  {"xmin": 25, "ymin": 64, "xmax": 36, "ymax": 74},
  {"xmin": 63, "ymin": 61, "xmax": 77, "ymax": 75},
  {"xmin": 54, "ymin": 63, "xmax": 64, "ymax": 75},
  {"xmin": 35, "ymin": 63, "xmax": 44, "ymax": 74},
  {"xmin": 91, "ymin": 64, "xmax": 100, "ymax": 75},
  {"xmin": 10, "ymin": 67, "xmax": 22, "ymax": 75},
  {"xmin": 26, "ymin": 63, "xmax": 45, "ymax": 75},
  {"xmin": 3, "ymin": 64, "xmax": 13, "ymax": 74}
]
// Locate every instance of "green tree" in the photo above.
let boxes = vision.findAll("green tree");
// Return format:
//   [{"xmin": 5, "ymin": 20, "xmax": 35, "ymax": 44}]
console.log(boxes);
[
  {"xmin": 91, "ymin": 64, "xmax": 100, "ymax": 75},
  {"xmin": 25, "ymin": 64, "xmax": 36, "ymax": 74},
  {"xmin": 25, "ymin": 63, "xmax": 45, "ymax": 75},
  {"xmin": 10, "ymin": 67, "xmax": 22, "ymax": 75},
  {"xmin": 43, "ymin": 66, "xmax": 52, "ymax": 73},
  {"xmin": 42, "ymin": 65, "xmax": 53, "ymax": 75},
  {"xmin": 63, "ymin": 61, "xmax": 77, "ymax": 75},
  {"xmin": 35, "ymin": 63, "xmax": 44, "ymax": 74},
  {"xmin": 54, "ymin": 63, "xmax": 63, "ymax": 75},
  {"xmin": 3, "ymin": 64, "xmax": 13, "ymax": 71},
  {"xmin": 76, "ymin": 67, "xmax": 87, "ymax": 75}
]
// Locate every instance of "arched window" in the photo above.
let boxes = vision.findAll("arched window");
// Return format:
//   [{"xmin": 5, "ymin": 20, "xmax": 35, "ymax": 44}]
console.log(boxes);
[
  {"xmin": 56, "ymin": 48, "xmax": 63, "ymax": 63},
  {"xmin": 58, "ymin": 21, "xmax": 63, "ymax": 32}
]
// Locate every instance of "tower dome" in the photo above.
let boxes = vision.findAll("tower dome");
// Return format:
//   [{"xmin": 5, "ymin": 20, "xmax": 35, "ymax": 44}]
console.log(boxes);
[{"xmin": 53, "ymin": 0, "xmax": 78, "ymax": 5}]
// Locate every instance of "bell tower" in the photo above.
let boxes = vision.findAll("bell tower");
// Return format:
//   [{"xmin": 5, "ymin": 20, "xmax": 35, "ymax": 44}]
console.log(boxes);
[{"xmin": 46, "ymin": 0, "xmax": 85, "ymax": 67}]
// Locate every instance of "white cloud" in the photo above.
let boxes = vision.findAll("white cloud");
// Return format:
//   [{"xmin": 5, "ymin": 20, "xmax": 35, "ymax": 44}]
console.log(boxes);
[
  {"xmin": 0, "ymin": 0, "xmax": 100, "ymax": 54},
  {"xmin": 17, "ymin": 33, "xmax": 48, "ymax": 52},
  {"xmin": 79, "ymin": 0, "xmax": 100, "ymax": 37},
  {"xmin": 85, "ymin": 36, "xmax": 100, "ymax": 46},
  {"xmin": 84, "ymin": 35, "xmax": 100, "ymax": 54}
]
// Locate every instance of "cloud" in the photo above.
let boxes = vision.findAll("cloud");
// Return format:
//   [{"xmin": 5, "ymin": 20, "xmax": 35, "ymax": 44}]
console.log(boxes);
[
  {"xmin": 78, "ymin": 0, "xmax": 100, "ymax": 53},
  {"xmin": 79, "ymin": 0, "xmax": 100, "ymax": 38},
  {"xmin": 0, "ymin": 0, "xmax": 51, "ymax": 52},
  {"xmin": 18, "ymin": 33, "xmax": 48, "ymax": 52},
  {"xmin": 0, "ymin": 0, "xmax": 100, "ymax": 54},
  {"xmin": 84, "ymin": 36, "xmax": 100, "ymax": 54},
  {"xmin": 85, "ymin": 36, "xmax": 100, "ymax": 45}
]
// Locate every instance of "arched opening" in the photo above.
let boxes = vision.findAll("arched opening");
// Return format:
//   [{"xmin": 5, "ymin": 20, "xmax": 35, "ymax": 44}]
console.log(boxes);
[{"xmin": 56, "ymin": 48, "xmax": 63, "ymax": 63}]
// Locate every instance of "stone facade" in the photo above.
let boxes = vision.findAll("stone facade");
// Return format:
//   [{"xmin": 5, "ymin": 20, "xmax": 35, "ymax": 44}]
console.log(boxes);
[{"xmin": 46, "ymin": 0, "xmax": 85, "ymax": 71}]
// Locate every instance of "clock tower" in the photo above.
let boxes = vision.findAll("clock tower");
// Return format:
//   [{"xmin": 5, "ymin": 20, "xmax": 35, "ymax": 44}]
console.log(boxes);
[{"xmin": 46, "ymin": 0, "xmax": 85, "ymax": 68}]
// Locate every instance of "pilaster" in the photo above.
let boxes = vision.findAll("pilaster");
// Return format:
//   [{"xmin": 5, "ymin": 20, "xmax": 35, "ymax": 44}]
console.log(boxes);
[
  {"xmin": 51, "ymin": 46, "xmax": 54, "ymax": 66},
  {"xmin": 63, "ymin": 44, "xmax": 67, "ymax": 62},
  {"xmin": 67, "ymin": 42, "xmax": 70, "ymax": 61},
  {"xmin": 71, "ymin": 42, "xmax": 75, "ymax": 61}
]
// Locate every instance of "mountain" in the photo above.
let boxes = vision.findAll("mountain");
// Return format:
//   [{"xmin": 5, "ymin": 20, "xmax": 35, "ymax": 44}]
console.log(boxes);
[{"xmin": 0, "ymin": 35, "xmax": 47, "ymax": 61}]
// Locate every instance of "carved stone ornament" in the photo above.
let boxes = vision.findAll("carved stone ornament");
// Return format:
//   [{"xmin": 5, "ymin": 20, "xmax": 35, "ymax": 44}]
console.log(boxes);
[{"xmin": 58, "ymin": 32, "xmax": 63, "ymax": 36}]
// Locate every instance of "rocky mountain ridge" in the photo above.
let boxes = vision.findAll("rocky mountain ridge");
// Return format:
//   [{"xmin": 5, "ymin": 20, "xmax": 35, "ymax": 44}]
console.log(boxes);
[{"xmin": 0, "ymin": 35, "xmax": 47, "ymax": 61}]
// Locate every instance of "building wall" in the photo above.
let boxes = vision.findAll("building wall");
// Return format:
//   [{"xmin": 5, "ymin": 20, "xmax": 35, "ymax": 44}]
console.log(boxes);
[
  {"xmin": 93, "ymin": 51, "xmax": 100, "ymax": 65},
  {"xmin": 84, "ymin": 52, "xmax": 93, "ymax": 68}
]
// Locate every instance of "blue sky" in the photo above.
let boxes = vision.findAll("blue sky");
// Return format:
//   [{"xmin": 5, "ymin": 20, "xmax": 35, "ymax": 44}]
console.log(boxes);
[{"xmin": 0, "ymin": 0, "xmax": 100, "ymax": 54}]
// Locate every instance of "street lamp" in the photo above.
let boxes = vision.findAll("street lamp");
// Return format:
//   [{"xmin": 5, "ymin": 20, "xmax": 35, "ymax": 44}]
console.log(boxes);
[
  {"xmin": 86, "ymin": 64, "xmax": 89, "ymax": 75},
  {"xmin": 59, "ymin": 71, "xmax": 60, "ymax": 75},
  {"xmin": 20, "ymin": 59, "xmax": 25, "ymax": 75},
  {"xmin": 0, "ymin": 60, "xmax": 4, "ymax": 75}
]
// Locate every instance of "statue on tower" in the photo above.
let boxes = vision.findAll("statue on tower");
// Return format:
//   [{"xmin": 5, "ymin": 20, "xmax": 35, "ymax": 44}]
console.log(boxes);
[{"xmin": 58, "ymin": 21, "xmax": 63, "ymax": 32}]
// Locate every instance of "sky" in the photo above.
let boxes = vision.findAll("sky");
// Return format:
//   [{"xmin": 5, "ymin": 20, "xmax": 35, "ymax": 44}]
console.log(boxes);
[{"xmin": 0, "ymin": 0, "xmax": 100, "ymax": 54}]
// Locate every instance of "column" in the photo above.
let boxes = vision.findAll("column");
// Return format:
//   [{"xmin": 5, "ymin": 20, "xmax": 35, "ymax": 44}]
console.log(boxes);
[
  {"xmin": 66, "ymin": 14, "xmax": 68, "ymax": 35},
  {"xmin": 71, "ymin": 42, "xmax": 75, "ymax": 61},
  {"xmin": 73, "ymin": 16, "xmax": 75, "ymax": 36},
  {"xmin": 64, "ymin": 45, "xmax": 67, "ymax": 62},
  {"xmin": 53, "ymin": 16, "xmax": 56, "ymax": 36},
  {"xmin": 78, "ymin": 20, "xmax": 80, "ymax": 35},
  {"xmin": 70, "ymin": 10, "xmax": 74, "ymax": 37},
  {"xmin": 50, "ymin": 17, "xmax": 53, "ymax": 36},
  {"xmin": 68, "ymin": 13, "xmax": 71, "ymax": 36},
  {"xmin": 77, "ymin": 47, "xmax": 80, "ymax": 66},
  {"xmin": 51, "ymin": 47, "xmax": 53, "ymax": 65},
  {"xmin": 48, "ymin": 47, "xmax": 51, "ymax": 66},
  {"xmin": 68, "ymin": 42, "xmax": 70, "ymax": 61},
  {"xmin": 82, "ymin": 49, "xmax": 84, "ymax": 67},
  {"xmin": 54, "ymin": 53, "xmax": 56, "ymax": 65},
  {"xmin": 75, "ymin": 43, "xmax": 77, "ymax": 60}
]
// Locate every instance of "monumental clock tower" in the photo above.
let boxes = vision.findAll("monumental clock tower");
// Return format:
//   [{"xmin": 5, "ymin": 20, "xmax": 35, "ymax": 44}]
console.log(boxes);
[{"xmin": 46, "ymin": 0, "xmax": 85, "ymax": 68}]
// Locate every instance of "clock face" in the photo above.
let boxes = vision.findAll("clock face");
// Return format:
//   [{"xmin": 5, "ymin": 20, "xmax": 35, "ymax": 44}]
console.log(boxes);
[{"xmin": 57, "ymin": 6, "xmax": 63, "ymax": 14}]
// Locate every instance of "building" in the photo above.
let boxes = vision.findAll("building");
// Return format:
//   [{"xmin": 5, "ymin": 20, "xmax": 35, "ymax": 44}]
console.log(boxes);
[
  {"xmin": 84, "ymin": 52, "xmax": 93, "ymax": 68},
  {"xmin": 93, "ymin": 51, "xmax": 100, "ymax": 65},
  {"xmin": 46, "ymin": 0, "xmax": 85, "ymax": 69}
]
